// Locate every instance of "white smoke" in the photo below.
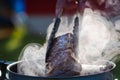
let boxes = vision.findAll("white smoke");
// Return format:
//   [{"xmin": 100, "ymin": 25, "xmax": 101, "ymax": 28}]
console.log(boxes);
[
  {"xmin": 77, "ymin": 8, "xmax": 118, "ymax": 64},
  {"xmin": 18, "ymin": 43, "xmax": 46, "ymax": 76},
  {"xmin": 47, "ymin": 16, "xmax": 75, "ymax": 39},
  {"xmin": 18, "ymin": 8, "xmax": 120, "ymax": 76}
]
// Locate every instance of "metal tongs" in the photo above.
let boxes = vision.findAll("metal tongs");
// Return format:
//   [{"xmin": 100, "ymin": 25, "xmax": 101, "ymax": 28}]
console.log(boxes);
[
  {"xmin": 45, "ymin": 6, "xmax": 62, "ymax": 62},
  {"xmin": 45, "ymin": 0, "xmax": 86, "ymax": 62},
  {"xmin": 73, "ymin": 0, "xmax": 80, "ymax": 55}
]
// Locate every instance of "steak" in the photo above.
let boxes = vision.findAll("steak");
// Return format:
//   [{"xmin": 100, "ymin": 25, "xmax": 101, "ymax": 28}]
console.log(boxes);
[{"xmin": 46, "ymin": 33, "xmax": 81, "ymax": 77}]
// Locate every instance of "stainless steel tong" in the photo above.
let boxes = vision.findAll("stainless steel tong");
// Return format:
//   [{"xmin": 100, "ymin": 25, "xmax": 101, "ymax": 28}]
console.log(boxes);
[{"xmin": 45, "ymin": 0, "xmax": 87, "ymax": 62}]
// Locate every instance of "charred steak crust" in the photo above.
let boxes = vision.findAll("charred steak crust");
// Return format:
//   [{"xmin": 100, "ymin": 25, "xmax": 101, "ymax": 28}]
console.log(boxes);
[{"xmin": 46, "ymin": 33, "xmax": 81, "ymax": 77}]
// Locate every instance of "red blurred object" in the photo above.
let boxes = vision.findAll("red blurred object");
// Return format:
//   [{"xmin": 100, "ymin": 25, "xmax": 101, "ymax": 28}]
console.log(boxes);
[
  {"xmin": 25, "ymin": 0, "xmax": 79, "ymax": 16},
  {"xmin": 86, "ymin": 0, "xmax": 120, "ymax": 18},
  {"xmin": 62, "ymin": 0, "xmax": 78, "ymax": 15},
  {"xmin": 25, "ymin": 0, "xmax": 56, "ymax": 15}
]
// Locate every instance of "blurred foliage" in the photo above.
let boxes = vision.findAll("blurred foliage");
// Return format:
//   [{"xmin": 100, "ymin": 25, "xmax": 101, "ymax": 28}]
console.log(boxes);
[
  {"xmin": 114, "ymin": 60, "xmax": 120, "ymax": 79},
  {"xmin": 0, "ymin": 30, "xmax": 45, "ymax": 61}
]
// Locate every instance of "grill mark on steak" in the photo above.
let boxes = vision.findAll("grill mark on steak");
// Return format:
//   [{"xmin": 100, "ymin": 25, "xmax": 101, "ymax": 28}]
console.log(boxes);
[{"xmin": 46, "ymin": 33, "xmax": 81, "ymax": 77}]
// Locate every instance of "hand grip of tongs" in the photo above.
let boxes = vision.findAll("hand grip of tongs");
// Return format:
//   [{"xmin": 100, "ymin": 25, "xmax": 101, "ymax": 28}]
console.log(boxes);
[{"xmin": 45, "ymin": 9, "xmax": 62, "ymax": 62}]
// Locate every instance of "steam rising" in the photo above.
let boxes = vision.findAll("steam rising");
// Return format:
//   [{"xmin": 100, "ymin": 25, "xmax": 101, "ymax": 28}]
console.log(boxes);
[
  {"xmin": 18, "ymin": 8, "xmax": 120, "ymax": 76},
  {"xmin": 18, "ymin": 43, "xmax": 46, "ymax": 76},
  {"xmin": 77, "ymin": 8, "xmax": 117, "ymax": 64},
  {"xmin": 47, "ymin": 16, "xmax": 75, "ymax": 38}
]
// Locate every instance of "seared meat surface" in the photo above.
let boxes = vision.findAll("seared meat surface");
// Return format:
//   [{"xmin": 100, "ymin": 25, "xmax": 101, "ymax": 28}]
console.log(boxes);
[{"xmin": 46, "ymin": 33, "xmax": 81, "ymax": 77}]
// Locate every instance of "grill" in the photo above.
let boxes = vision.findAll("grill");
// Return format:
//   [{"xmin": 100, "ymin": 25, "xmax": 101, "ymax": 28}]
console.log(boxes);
[{"xmin": 0, "ymin": 60, "xmax": 115, "ymax": 80}]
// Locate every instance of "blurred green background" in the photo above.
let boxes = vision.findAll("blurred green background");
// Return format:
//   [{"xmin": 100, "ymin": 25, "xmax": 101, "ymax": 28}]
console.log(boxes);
[
  {"xmin": 0, "ymin": 0, "xmax": 47, "ymax": 61},
  {"xmin": 0, "ymin": 32, "xmax": 45, "ymax": 61}
]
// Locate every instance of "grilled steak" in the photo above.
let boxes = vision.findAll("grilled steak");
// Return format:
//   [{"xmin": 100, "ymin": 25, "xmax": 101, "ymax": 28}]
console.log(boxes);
[{"xmin": 46, "ymin": 33, "xmax": 81, "ymax": 77}]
